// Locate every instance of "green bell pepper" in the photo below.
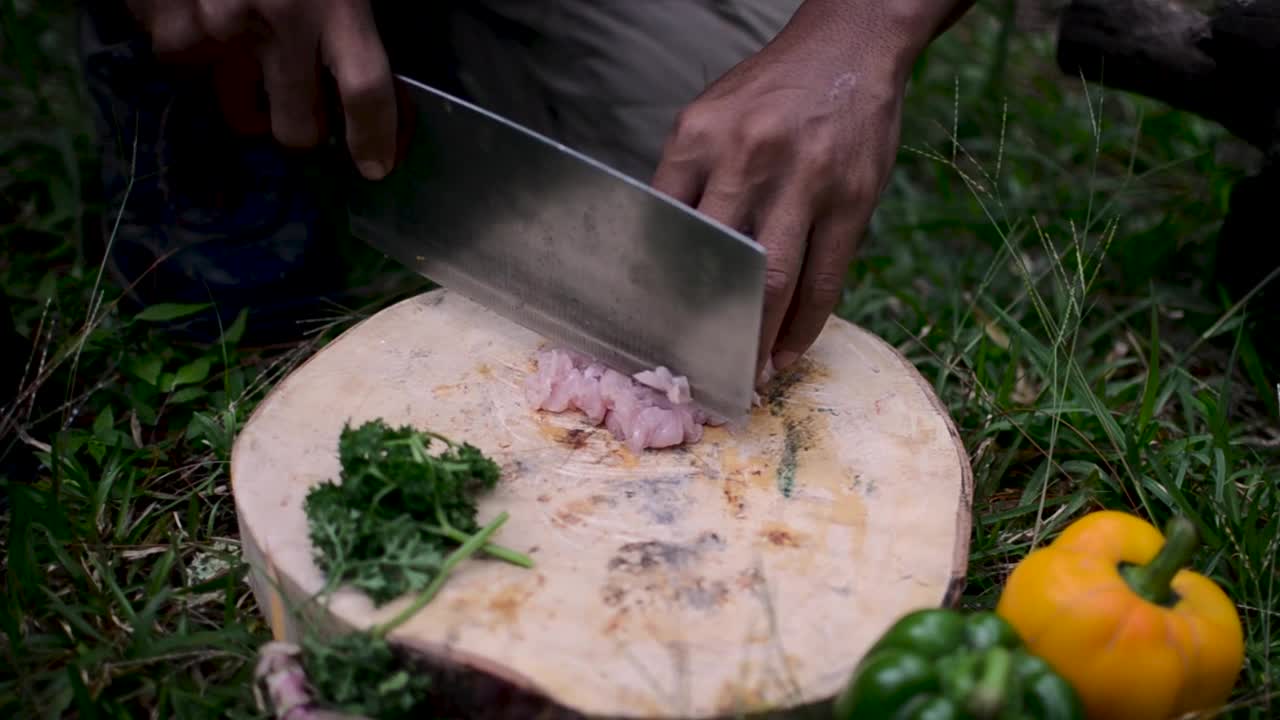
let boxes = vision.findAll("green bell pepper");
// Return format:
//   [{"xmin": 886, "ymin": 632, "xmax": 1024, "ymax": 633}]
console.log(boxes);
[{"xmin": 833, "ymin": 608, "xmax": 1083, "ymax": 720}]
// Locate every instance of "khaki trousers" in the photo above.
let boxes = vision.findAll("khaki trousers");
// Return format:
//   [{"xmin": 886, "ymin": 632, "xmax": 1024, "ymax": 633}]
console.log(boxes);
[{"xmin": 382, "ymin": 1, "xmax": 804, "ymax": 180}]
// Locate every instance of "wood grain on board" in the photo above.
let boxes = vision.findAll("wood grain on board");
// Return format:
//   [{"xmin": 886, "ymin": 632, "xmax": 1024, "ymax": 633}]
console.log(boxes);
[{"xmin": 231, "ymin": 288, "xmax": 973, "ymax": 719}]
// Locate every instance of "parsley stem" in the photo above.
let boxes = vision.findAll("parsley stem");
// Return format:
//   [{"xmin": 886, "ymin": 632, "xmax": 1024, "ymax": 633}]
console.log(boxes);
[
  {"xmin": 424, "ymin": 525, "xmax": 534, "ymax": 568},
  {"xmin": 435, "ymin": 505, "xmax": 454, "ymax": 533},
  {"xmin": 372, "ymin": 511, "xmax": 511, "ymax": 638}
]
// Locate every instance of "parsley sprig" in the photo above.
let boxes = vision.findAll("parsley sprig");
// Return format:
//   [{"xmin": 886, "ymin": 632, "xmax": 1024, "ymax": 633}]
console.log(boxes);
[
  {"xmin": 303, "ymin": 419, "xmax": 533, "ymax": 605},
  {"xmin": 299, "ymin": 632, "xmax": 432, "ymax": 719},
  {"xmin": 297, "ymin": 511, "xmax": 515, "ymax": 718},
  {"xmin": 278, "ymin": 420, "xmax": 530, "ymax": 718}
]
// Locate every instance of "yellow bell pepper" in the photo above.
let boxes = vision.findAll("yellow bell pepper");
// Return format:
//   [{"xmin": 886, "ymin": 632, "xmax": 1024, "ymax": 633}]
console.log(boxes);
[{"xmin": 995, "ymin": 510, "xmax": 1244, "ymax": 720}]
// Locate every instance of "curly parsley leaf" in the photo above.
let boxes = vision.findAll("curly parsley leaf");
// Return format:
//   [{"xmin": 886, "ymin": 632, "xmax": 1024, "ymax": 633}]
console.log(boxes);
[
  {"xmin": 303, "ymin": 418, "xmax": 531, "ymax": 605},
  {"xmin": 297, "ymin": 474, "xmax": 521, "ymax": 718},
  {"xmin": 289, "ymin": 420, "xmax": 530, "ymax": 716},
  {"xmin": 301, "ymin": 633, "xmax": 433, "ymax": 720}
]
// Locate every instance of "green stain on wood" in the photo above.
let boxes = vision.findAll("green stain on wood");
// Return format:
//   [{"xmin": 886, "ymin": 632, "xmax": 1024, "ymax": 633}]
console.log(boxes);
[
  {"xmin": 776, "ymin": 424, "xmax": 801, "ymax": 498},
  {"xmin": 764, "ymin": 360, "xmax": 817, "ymax": 498}
]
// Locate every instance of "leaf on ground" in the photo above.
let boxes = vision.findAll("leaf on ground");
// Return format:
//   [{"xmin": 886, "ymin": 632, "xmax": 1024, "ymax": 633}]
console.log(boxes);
[
  {"xmin": 128, "ymin": 354, "xmax": 164, "ymax": 386},
  {"xmin": 164, "ymin": 357, "xmax": 213, "ymax": 391},
  {"xmin": 218, "ymin": 308, "xmax": 249, "ymax": 346},
  {"xmin": 168, "ymin": 386, "xmax": 206, "ymax": 405},
  {"xmin": 133, "ymin": 303, "xmax": 211, "ymax": 323},
  {"xmin": 92, "ymin": 406, "xmax": 115, "ymax": 440}
]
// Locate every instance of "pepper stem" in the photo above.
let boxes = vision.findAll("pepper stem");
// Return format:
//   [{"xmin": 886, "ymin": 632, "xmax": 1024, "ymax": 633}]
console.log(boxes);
[
  {"xmin": 1121, "ymin": 515, "xmax": 1198, "ymax": 606},
  {"xmin": 968, "ymin": 647, "xmax": 1014, "ymax": 719}
]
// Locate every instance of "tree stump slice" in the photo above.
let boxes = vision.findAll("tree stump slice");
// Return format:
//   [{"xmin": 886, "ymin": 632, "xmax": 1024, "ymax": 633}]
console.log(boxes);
[{"xmin": 231, "ymin": 288, "xmax": 973, "ymax": 719}]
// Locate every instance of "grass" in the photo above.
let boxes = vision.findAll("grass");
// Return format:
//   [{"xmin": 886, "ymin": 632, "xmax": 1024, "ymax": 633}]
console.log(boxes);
[{"xmin": 2, "ymin": 2, "xmax": 1277, "ymax": 719}]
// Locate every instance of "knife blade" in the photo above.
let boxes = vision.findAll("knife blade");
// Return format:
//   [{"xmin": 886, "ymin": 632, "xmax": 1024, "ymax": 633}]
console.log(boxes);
[{"xmin": 346, "ymin": 74, "xmax": 766, "ymax": 419}]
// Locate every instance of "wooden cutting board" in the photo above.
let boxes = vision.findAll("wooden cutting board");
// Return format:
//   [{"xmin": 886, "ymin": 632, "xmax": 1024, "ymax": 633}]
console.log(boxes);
[{"xmin": 231, "ymin": 288, "xmax": 973, "ymax": 719}]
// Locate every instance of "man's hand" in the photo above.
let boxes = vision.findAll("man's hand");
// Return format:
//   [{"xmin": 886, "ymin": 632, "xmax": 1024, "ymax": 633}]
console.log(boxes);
[
  {"xmin": 652, "ymin": 0, "xmax": 972, "ymax": 374},
  {"xmin": 126, "ymin": 0, "xmax": 397, "ymax": 180}
]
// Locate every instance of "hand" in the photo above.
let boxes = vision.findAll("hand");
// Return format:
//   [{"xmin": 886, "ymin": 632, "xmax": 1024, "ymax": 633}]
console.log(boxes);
[
  {"xmin": 651, "ymin": 4, "xmax": 923, "ymax": 375},
  {"xmin": 126, "ymin": 0, "xmax": 398, "ymax": 180}
]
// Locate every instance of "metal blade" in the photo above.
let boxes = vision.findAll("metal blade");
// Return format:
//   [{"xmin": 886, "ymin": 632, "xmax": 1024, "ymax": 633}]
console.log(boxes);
[{"xmin": 346, "ymin": 75, "xmax": 766, "ymax": 418}]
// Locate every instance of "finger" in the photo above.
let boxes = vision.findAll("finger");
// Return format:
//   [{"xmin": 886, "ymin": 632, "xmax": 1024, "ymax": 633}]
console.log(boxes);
[
  {"xmin": 213, "ymin": 51, "xmax": 270, "ymax": 136},
  {"xmin": 694, "ymin": 163, "xmax": 755, "ymax": 236},
  {"xmin": 195, "ymin": 0, "xmax": 251, "ymax": 42},
  {"xmin": 199, "ymin": 0, "xmax": 267, "ymax": 136},
  {"xmin": 769, "ymin": 204, "xmax": 867, "ymax": 370},
  {"xmin": 651, "ymin": 151, "xmax": 707, "ymax": 208},
  {"xmin": 650, "ymin": 109, "xmax": 713, "ymax": 206},
  {"xmin": 259, "ymin": 14, "xmax": 324, "ymax": 149},
  {"xmin": 320, "ymin": 1, "xmax": 396, "ymax": 180},
  {"xmin": 146, "ymin": 0, "xmax": 212, "ymax": 60},
  {"xmin": 752, "ymin": 189, "xmax": 814, "ymax": 374}
]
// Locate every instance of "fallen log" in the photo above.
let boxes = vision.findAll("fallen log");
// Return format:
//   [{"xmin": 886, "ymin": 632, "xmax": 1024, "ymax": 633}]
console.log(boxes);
[
  {"xmin": 1214, "ymin": 154, "xmax": 1280, "ymax": 359},
  {"xmin": 1055, "ymin": 0, "xmax": 1280, "ymax": 372},
  {"xmin": 1056, "ymin": 0, "xmax": 1280, "ymax": 151}
]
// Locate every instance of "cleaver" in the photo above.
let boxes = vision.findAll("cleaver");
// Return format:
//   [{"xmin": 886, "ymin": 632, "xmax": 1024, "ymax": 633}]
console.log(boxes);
[{"xmin": 346, "ymin": 75, "xmax": 766, "ymax": 419}]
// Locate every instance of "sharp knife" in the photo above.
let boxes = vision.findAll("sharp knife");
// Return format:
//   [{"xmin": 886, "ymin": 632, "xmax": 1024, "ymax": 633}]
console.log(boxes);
[{"xmin": 345, "ymin": 74, "xmax": 766, "ymax": 419}]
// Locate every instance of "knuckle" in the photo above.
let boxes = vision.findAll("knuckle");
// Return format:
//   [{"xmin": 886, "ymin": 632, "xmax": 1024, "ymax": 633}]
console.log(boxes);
[
  {"xmin": 671, "ymin": 105, "xmax": 714, "ymax": 143},
  {"xmin": 337, "ymin": 62, "xmax": 392, "ymax": 106},
  {"xmin": 837, "ymin": 175, "xmax": 874, "ymax": 203},
  {"xmin": 153, "ymin": 34, "xmax": 200, "ymax": 57},
  {"xmin": 737, "ymin": 111, "xmax": 787, "ymax": 152},
  {"xmin": 798, "ymin": 134, "xmax": 840, "ymax": 178},
  {"xmin": 256, "ymin": 0, "xmax": 298, "ymax": 24},
  {"xmin": 196, "ymin": 0, "xmax": 234, "ymax": 35},
  {"xmin": 272, "ymin": 118, "xmax": 321, "ymax": 148},
  {"xmin": 803, "ymin": 270, "xmax": 847, "ymax": 308},
  {"xmin": 151, "ymin": 18, "xmax": 205, "ymax": 54},
  {"xmin": 763, "ymin": 266, "xmax": 793, "ymax": 301},
  {"xmin": 699, "ymin": 179, "xmax": 745, "ymax": 207}
]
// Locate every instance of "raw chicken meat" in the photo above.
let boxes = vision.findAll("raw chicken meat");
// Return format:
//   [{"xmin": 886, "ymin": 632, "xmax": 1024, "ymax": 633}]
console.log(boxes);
[
  {"xmin": 254, "ymin": 641, "xmax": 365, "ymax": 720},
  {"xmin": 524, "ymin": 348, "xmax": 724, "ymax": 454},
  {"xmin": 633, "ymin": 366, "xmax": 691, "ymax": 405}
]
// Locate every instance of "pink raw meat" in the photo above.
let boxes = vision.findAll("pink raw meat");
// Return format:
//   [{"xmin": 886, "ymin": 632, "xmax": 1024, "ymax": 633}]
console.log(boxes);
[
  {"xmin": 633, "ymin": 366, "xmax": 691, "ymax": 404},
  {"xmin": 523, "ymin": 348, "xmax": 724, "ymax": 454}
]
